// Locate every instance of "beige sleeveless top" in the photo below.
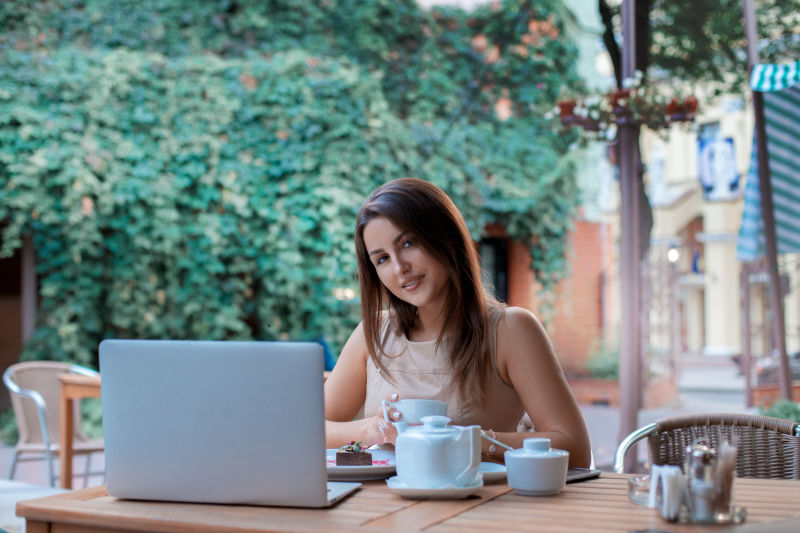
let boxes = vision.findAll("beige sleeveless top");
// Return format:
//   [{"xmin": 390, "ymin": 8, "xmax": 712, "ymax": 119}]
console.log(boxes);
[{"xmin": 363, "ymin": 313, "xmax": 525, "ymax": 431}]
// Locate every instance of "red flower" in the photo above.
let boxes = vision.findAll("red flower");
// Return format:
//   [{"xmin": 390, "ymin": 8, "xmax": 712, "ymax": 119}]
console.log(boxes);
[
  {"xmin": 683, "ymin": 96, "xmax": 698, "ymax": 114},
  {"xmin": 666, "ymin": 98, "xmax": 681, "ymax": 115},
  {"xmin": 557, "ymin": 99, "xmax": 577, "ymax": 118}
]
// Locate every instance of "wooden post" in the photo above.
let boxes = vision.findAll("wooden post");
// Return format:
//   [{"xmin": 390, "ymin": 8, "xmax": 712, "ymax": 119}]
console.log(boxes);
[
  {"xmin": 741, "ymin": 262, "xmax": 753, "ymax": 407},
  {"xmin": 669, "ymin": 257, "xmax": 679, "ymax": 376},
  {"xmin": 742, "ymin": 0, "xmax": 791, "ymax": 400},
  {"xmin": 618, "ymin": 0, "xmax": 642, "ymax": 473},
  {"xmin": 21, "ymin": 234, "xmax": 37, "ymax": 343}
]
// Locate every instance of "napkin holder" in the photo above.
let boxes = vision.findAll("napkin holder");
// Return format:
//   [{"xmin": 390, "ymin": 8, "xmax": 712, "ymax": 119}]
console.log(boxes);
[{"xmin": 648, "ymin": 438, "xmax": 746, "ymax": 525}]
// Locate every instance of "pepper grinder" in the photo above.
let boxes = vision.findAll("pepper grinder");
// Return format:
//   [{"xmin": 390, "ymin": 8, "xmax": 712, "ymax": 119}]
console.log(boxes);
[{"xmin": 685, "ymin": 439, "xmax": 718, "ymax": 523}]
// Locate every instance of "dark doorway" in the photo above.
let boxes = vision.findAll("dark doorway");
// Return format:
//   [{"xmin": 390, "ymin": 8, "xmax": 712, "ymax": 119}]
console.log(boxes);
[
  {"xmin": 0, "ymin": 235, "xmax": 23, "ymax": 412},
  {"xmin": 479, "ymin": 238, "xmax": 508, "ymax": 303}
]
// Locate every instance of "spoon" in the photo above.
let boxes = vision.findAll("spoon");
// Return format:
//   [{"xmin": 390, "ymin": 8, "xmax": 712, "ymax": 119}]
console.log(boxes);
[{"xmin": 481, "ymin": 430, "xmax": 514, "ymax": 451}]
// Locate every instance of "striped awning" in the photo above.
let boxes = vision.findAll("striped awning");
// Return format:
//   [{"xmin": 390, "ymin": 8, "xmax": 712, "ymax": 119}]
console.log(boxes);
[
  {"xmin": 736, "ymin": 63, "xmax": 800, "ymax": 261},
  {"xmin": 750, "ymin": 60, "xmax": 800, "ymax": 92}
]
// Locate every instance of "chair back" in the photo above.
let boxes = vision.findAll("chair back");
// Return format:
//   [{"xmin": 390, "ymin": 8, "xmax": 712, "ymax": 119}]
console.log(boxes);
[
  {"xmin": 648, "ymin": 413, "xmax": 800, "ymax": 479},
  {"xmin": 3, "ymin": 361, "xmax": 97, "ymax": 447}
]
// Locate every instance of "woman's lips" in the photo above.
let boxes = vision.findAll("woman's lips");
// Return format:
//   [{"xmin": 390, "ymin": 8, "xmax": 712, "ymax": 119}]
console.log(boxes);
[{"xmin": 401, "ymin": 275, "xmax": 423, "ymax": 291}]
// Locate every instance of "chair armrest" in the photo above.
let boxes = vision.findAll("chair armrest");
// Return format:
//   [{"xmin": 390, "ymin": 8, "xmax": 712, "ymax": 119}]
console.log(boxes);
[
  {"xmin": 613, "ymin": 422, "xmax": 656, "ymax": 473},
  {"xmin": 3, "ymin": 368, "xmax": 53, "ymax": 449}
]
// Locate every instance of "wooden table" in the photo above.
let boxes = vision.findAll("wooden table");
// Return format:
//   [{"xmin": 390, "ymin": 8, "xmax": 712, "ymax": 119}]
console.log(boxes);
[
  {"xmin": 16, "ymin": 474, "xmax": 800, "ymax": 532},
  {"xmin": 58, "ymin": 374, "xmax": 102, "ymax": 490}
]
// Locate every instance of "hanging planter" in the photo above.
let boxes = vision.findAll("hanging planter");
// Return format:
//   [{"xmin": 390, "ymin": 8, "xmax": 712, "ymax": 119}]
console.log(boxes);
[
  {"xmin": 665, "ymin": 95, "xmax": 698, "ymax": 122},
  {"xmin": 554, "ymin": 72, "xmax": 698, "ymax": 139},
  {"xmin": 558, "ymin": 99, "xmax": 577, "ymax": 118},
  {"xmin": 609, "ymin": 88, "xmax": 632, "ymax": 116}
]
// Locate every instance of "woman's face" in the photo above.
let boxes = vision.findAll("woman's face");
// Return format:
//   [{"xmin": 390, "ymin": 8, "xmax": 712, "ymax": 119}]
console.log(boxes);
[{"xmin": 362, "ymin": 216, "xmax": 451, "ymax": 311}]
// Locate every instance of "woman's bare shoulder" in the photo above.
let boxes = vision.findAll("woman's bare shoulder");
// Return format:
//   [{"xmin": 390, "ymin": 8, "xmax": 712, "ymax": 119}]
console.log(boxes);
[
  {"xmin": 497, "ymin": 306, "xmax": 545, "ymax": 336},
  {"xmin": 495, "ymin": 306, "xmax": 555, "ymax": 368}
]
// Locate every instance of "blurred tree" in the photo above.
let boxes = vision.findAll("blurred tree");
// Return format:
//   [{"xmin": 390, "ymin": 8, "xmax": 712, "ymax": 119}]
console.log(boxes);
[
  {"xmin": 598, "ymin": 0, "xmax": 800, "ymax": 93},
  {"xmin": 592, "ymin": 0, "xmax": 800, "ymax": 261}
]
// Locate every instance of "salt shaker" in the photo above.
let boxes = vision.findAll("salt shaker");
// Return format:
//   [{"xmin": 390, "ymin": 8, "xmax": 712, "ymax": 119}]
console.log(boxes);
[{"xmin": 685, "ymin": 439, "xmax": 717, "ymax": 523}]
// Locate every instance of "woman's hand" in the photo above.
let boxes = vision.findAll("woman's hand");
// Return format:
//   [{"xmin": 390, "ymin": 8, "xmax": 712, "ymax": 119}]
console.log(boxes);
[
  {"xmin": 326, "ymin": 389, "xmax": 402, "ymax": 449},
  {"xmin": 360, "ymin": 392, "xmax": 402, "ymax": 446},
  {"xmin": 358, "ymin": 413, "xmax": 397, "ymax": 447}
]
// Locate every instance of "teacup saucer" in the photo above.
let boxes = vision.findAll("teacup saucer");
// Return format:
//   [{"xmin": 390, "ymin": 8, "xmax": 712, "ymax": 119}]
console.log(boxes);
[
  {"xmin": 386, "ymin": 476, "xmax": 483, "ymax": 500},
  {"xmin": 478, "ymin": 462, "xmax": 506, "ymax": 483}
]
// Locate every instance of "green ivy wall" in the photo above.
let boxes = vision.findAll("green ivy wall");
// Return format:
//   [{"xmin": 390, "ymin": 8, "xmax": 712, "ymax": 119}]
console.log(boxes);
[{"xmin": 0, "ymin": 0, "xmax": 584, "ymax": 366}]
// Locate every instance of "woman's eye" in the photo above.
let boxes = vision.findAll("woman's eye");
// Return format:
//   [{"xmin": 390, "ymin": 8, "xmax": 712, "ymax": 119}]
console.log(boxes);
[
  {"xmin": 402, "ymin": 240, "xmax": 412, "ymax": 248},
  {"xmin": 376, "ymin": 256, "xmax": 388, "ymax": 265}
]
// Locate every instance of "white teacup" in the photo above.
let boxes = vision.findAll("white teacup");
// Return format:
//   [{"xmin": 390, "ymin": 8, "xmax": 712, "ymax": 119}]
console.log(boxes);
[
  {"xmin": 382, "ymin": 398, "xmax": 447, "ymax": 425},
  {"xmin": 504, "ymin": 438, "xmax": 569, "ymax": 496}
]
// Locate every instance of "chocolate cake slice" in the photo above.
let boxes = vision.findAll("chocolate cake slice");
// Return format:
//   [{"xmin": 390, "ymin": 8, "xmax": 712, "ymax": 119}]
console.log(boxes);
[{"xmin": 336, "ymin": 441, "xmax": 372, "ymax": 466}]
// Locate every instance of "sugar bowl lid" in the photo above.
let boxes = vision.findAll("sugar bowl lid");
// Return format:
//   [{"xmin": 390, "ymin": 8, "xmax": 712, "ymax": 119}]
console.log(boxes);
[{"xmin": 505, "ymin": 437, "xmax": 569, "ymax": 458}]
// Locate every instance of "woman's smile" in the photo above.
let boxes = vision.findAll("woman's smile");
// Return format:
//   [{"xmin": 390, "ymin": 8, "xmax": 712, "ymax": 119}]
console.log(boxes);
[{"xmin": 401, "ymin": 275, "xmax": 424, "ymax": 291}]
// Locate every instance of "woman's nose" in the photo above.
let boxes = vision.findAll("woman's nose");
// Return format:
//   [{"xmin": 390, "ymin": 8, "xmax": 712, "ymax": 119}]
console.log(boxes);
[{"xmin": 394, "ymin": 256, "xmax": 410, "ymax": 275}]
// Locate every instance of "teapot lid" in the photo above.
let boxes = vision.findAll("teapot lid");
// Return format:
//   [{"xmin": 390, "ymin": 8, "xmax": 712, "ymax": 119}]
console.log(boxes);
[
  {"xmin": 505, "ymin": 437, "xmax": 569, "ymax": 458},
  {"xmin": 418, "ymin": 415, "xmax": 453, "ymax": 430},
  {"xmin": 395, "ymin": 415, "xmax": 458, "ymax": 436}
]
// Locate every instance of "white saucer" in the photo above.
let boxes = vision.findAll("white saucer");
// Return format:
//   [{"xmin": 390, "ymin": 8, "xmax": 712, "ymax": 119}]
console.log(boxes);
[
  {"xmin": 385, "ymin": 476, "xmax": 483, "ymax": 499},
  {"xmin": 326, "ymin": 449, "xmax": 396, "ymax": 481},
  {"xmin": 478, "ymin": 462, "xmax": 506, "ymax": 482}
]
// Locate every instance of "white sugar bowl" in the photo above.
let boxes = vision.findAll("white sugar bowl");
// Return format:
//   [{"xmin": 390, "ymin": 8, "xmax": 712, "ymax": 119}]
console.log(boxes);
[{"xmin": 504, "ymin": 438, "xmax": 569, "ymax": 496}]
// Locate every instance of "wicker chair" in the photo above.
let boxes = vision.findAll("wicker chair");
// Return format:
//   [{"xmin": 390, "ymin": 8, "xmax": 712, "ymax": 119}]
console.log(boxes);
[{"xmin": 613, "ymin": 413, "xmax": 800, "ymax": 479}]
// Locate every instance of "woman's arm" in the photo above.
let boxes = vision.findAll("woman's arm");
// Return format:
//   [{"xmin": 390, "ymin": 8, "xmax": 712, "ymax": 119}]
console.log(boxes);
[
  {"xmin": 491, "ymin": 307, "xmax": 592, "ymax": 467},
  {"xmin": 324, "ymin": 322, "xmax": 394, "ymax": 447}
]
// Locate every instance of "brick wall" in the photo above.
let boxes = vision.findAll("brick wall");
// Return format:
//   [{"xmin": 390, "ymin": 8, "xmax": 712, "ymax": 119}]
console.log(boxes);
[
  {"xmin": 550, "ymin": 220, "xmax": 613, "ymax": 375},
  {"xmin": 486, "ymin": 220, "xmax": 613, "ymax": 376}
]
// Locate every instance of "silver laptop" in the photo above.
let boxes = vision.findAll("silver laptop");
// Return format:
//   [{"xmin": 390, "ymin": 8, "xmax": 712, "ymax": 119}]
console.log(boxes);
[{"xmin": 99, "ymin": 339, "xmax": 360, "ymax": 507}]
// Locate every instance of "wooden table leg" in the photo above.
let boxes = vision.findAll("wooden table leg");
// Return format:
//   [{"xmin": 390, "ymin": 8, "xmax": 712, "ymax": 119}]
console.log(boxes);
[
  {"xmin": 24, "ymin": 520, "xmax": 50, "ymax": 533},
  {"xmin": 59, "ymin": 388, "xmax": 73, "ymax": 489}
]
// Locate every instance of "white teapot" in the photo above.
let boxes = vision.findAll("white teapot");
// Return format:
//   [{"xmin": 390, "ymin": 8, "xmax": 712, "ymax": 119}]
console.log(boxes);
[{"xmin": 394, "ymin": 415, "xmax": 481, "ymax": 489}]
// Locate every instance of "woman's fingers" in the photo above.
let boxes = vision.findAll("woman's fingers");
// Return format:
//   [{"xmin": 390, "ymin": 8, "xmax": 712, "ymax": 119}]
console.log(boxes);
[
  {"xmin": 378, "ymin": 392, "xmax": 401, "ymax": 421},
  {"xmin": 378, "ymin": 417, "xmax": 398, "ymax": 445},
  {"xmin": 364, "ymin": 416, "xmax": 397, "ymax": 446}
]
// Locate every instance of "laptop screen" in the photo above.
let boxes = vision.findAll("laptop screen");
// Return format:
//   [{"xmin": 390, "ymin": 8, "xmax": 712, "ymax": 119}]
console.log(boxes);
[{"xmin": 100, "ymin": 339, "xmax": 330, "ymax": 506}]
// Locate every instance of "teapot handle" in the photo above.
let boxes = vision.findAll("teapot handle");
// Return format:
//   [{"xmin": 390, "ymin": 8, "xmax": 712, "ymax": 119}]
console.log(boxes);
[{"xmin": 454, "ymin": 425, "xmax": 481, "ymax": 486}]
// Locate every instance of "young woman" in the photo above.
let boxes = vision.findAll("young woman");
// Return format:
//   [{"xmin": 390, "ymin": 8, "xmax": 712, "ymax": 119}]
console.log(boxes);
[{"xmin": 324, "ymin": 178, "xmax": 591, "ymax": 467}]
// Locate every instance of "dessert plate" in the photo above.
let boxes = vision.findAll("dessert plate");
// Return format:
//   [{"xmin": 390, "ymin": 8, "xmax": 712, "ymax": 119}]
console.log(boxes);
[
  {"xmin": 478, "ymin": 462, "xmax": 507, "ymax": 482},
  {"xmin": 386, "ymin": 476, "xmax": 483, "ymax": 499},
  {"xmin": 326, "ymin": 449, "xmax": 396, "ymax": 481}
]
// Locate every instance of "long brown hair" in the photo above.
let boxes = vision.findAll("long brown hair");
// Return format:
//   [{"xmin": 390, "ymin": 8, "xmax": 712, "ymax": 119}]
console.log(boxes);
[{"xmin": 354, "ymin": 178, "xmax": 502, "ymax": 403}]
